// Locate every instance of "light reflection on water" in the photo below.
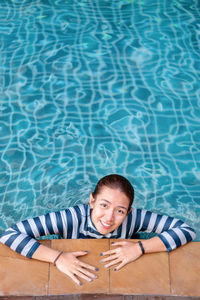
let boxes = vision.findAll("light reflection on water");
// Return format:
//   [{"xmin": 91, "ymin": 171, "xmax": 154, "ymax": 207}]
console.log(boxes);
[{"xmin": 0, "ymin": 0, "xmax": 199, "ymax": 240}]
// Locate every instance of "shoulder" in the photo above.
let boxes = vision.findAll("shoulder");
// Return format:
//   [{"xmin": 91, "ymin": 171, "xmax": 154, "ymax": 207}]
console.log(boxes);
[
  {"xmin": 129, "ymin": 207, "xmax": 145, "ymax": 216},
  {"xmin": 66, "ymin": 203, "xmax": 89, "ymax": 218},
  {"xmin": 128, "ymin": 207, "xmax": 157, "ymax": 223}
]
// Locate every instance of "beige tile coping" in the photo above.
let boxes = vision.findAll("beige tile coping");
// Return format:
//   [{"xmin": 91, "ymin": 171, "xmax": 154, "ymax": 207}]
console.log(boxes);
[
  {"xmin": 110, "ymin": 239, "xmax": 170, "ymax": 295},
  {"xmin": 49, "ymin": 239, "xmax": 109, "ymax": 295},
  {"xmin": 170, "ymin": 241, "xmax": 200, "ymax": 297},
  {"xmin": 0, "ymin": 240, "xmax": 199, "ymax": 297}
]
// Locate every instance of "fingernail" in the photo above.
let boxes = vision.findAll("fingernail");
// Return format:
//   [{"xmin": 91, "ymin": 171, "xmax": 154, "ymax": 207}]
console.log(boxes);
[
  {"xmin": 100, "ymin": 260, "xmax": 103, "ymax": 263},
  {"xmin": 79, "ymin": 282, "xmax": 82, "ymax": 286},
  {"xmin": 100, "ymin": 253, "xmax": 103, "ymax": 256},
  {"xmin": 105, "ymin": 265, "xmax": 108, "ymax": 268},
  {"xmin": 95, "ymin": 267, "xmax": 99, "ymax": 271},
  {"xmin": 94, "ymin": 275, "xmax": 97, "ymax": 279},
  {"xmin": 84, "ymin": 251, "xmax": 88, "ymax": 253},
  {"xmin": 114, "ymin": 268, "xmax": 117, "ymax": 271},
  {"xmin": 111, "ymin": 242, "xmax": 115, "ymax": 244}
]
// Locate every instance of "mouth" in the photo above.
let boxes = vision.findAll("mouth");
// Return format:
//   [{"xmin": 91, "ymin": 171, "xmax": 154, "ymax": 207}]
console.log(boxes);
[{"xmin": 100, "ymin": 220, "xmax": 112, "ymax": 229}]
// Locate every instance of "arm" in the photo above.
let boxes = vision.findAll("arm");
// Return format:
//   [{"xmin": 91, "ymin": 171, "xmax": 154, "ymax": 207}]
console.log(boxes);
[
  {"xmin": 100, "ymin": 209, "xmax": 196, "ymax": 270},
  {"xmin": 100, "ymin": 237, "xmax": 166, "ymax": 271},
  {"xmin": 0, "ymin": 207, "xmax": 81, "ymax": 258},
  {"xmin": 129, "ymin": 208, "xmax": 196, "ymax": 252},
  {"xmin": 0, "ymin": 207, "xmax": 98, "ymax": 285},
  {"xmin": 0, "ymin": 211, "xmax": 62, "ymax": 258},
  {"xmin": 141, "ymin": 235, "xmax": 167, "ymax": 253},
  {"xmin": 32, "ymin": 244, "xmax": 98, "ymax": 286}
]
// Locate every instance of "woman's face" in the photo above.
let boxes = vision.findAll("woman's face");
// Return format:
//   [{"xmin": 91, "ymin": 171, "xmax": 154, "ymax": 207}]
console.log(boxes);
[{"xmin": 90, "ymin": 186, "xmax": 131, "ymax": 235}]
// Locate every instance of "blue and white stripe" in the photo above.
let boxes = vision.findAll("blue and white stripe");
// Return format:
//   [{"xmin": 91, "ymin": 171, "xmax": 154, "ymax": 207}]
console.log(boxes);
[{"xmin": 0, "ymin": 204, "xmax": 196, "ymax": 258}]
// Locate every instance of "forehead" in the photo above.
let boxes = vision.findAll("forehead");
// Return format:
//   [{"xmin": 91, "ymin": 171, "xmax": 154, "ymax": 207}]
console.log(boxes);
[{"xmin": 96, "ymin": 186, "xmax": 130, "ymax": 209}]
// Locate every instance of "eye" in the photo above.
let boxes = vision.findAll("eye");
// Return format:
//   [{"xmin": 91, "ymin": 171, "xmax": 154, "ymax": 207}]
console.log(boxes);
[
  {"xmin": 100, "ymin": 203, "xmax": 108, "ymax": 208},
  {"xmin": 117, "ymin": 209, "xmax": 125, "ymax": 215}
]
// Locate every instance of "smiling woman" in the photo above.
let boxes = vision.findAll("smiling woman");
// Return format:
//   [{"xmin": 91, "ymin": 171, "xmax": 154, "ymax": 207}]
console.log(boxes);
[
  {"xmin": 0, "ymin": 174, "xmax": 196, "ymax": 286},
  {"xmin": 90, "ymin": 186, "xmax": 131, "ymax": 235}
]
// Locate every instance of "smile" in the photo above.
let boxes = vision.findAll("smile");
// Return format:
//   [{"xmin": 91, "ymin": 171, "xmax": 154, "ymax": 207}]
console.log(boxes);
[{"xmin": 100, "ymin": 220, "xmax": 112, "ymax": 229}]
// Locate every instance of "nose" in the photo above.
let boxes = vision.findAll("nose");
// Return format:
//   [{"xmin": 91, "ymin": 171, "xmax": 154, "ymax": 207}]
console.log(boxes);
[{"xmin": 105, "ymin": 209, "xmax": 114, "ymax": 223}]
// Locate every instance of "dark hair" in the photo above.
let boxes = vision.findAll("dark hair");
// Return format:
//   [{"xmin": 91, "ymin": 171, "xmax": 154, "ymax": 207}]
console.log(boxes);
[{"xmin": 92, "ymin": 174, "xmax": 134, "ymax": 211}]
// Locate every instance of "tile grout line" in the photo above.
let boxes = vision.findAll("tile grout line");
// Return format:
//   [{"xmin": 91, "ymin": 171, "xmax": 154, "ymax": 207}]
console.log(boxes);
[
  {"xmin": 47, "ymin": 262, "xmax": 51, "ymax": 295},
  {"xmin": 47, "ymin": 240, "xmax": 52, "ymax": 296},
  {"xmin": 168, "ymin": 252, "xmax": 172, "ymax": 295}
]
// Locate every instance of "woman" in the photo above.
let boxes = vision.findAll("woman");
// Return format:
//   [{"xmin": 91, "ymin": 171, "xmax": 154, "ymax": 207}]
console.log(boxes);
[{"xmin": 0, "ymin": 174, "xmax": 196, "ymax": 286}]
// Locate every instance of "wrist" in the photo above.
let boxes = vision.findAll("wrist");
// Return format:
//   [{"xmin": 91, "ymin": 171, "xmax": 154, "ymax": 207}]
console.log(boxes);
[
  {"xmin": 137, "ymin": 241, "xmax": 145, "ymax": 255},
  {"xmin": 53, "ymin": 251, "xmax": 64, "ymax": 266},
  {"xmin": 32, "ymin": 245, "xmax": 63, "ymax": 264}
]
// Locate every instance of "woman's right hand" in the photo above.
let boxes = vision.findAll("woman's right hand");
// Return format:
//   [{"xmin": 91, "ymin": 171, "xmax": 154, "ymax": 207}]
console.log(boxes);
[{"xmin": 55, "ymin": 251, "xmax": 98, "ymax": 286}]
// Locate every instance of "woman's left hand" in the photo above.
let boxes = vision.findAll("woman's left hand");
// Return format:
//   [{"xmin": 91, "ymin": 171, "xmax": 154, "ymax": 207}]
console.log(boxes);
[{"xmin": 100, "ymin": 241, "xmax": 143, "ymax": 271}]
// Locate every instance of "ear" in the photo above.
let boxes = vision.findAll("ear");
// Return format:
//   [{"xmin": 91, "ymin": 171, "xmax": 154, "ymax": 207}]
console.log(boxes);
[{"xmin": 89, "ymin": 193, "xmax": 95, "ymax": 209}]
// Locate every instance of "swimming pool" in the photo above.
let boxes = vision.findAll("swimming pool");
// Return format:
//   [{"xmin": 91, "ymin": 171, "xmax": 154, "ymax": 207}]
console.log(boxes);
[{"xmin": 0, "ymin": 0, "xmax": 199, "ymax": 241}]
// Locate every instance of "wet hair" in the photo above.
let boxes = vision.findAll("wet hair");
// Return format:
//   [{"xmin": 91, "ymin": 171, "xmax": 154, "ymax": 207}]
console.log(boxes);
[{"xmin": 92, "ymin": 174, "xmax": 134, "ymax": 211}]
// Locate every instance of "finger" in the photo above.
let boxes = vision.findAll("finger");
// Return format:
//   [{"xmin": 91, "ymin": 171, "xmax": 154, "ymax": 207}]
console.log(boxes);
[
  {"xmin": 100, "ymin": 249, "xmax": 117, "ymax": 256},
  {"xmin": 57, "ymin": 264, "xmax": 83, "ymax": 286},
  {"xmin": 69, "ymin": 273, "xmax": 82, "ymax": 286},
  {"xmin": 113, "ymin": 260, "xmax": 127, "ymax": 271},
  {"xmin": 75, "ymin": 270, "xmax": 94, "ymax": 282},
  {"xmin": 73, "ymin": 251, "xmax": 88, "ymax": 257},
  {"xmin": 80, "ymin": 261, "xmax": 98, "ymax": 272},
  {"xmin": 77, "ymin": 266, "xmax": 97, "ymax": 280},
  {"xmin": 111, "ymin": 241, "xmax": 126, "ymax": 247},
  {"xmin": 100, "ymin": 253, "xmax": 118, "ymax": 263},
  {"xmin": 104, "ymin": 258, "xmax": 121, "ymax": 268}
]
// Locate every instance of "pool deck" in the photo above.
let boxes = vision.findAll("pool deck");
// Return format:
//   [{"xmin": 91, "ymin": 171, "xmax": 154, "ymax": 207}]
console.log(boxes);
[{"xmin": 0, "ymin": 239, "xmax": 199, "ymax": 299}]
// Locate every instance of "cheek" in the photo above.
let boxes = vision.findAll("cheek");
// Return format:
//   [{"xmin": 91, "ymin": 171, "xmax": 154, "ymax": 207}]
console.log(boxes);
[
  {"xmin": 92, "ymin": 206, "xmax": 103, "ymax": 219},
  {"xmin": 116, "ymin": 214, "xmax": 126, "ymax": 224}
]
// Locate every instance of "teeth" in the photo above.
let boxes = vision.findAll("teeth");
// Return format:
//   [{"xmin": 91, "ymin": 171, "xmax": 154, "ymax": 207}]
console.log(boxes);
[{"xmin": 101, "ymin": 220, "xmax": 111, "ymax": 228}]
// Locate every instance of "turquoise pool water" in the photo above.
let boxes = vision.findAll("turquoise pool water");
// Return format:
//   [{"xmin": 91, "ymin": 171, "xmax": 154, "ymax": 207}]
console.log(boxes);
[{"xmin": 0, "ymin": 0, "xmax": 199, "ymax": 240}]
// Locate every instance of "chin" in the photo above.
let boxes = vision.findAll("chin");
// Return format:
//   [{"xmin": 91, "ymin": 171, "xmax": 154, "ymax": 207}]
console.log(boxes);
[{"xmin": 99, "ymin": 229, "xmax": 111, "ymax": 235}]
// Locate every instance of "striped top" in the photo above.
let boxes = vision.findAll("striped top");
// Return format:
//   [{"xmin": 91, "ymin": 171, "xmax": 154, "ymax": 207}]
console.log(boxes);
[{"xmin": 0, "ymin": 204, "xmax": 196, "ymax": 258}]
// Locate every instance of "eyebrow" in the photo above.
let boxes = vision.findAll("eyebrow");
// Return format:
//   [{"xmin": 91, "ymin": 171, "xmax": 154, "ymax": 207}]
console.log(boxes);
[{"xmin": 100, "ymin": 199, "xmax": 128, "ymax": 211}]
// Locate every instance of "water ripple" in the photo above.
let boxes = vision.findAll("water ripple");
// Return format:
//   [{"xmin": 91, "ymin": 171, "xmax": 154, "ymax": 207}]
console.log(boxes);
[{"xmin": 0, "ymin": 0, "xmax": 199, "ymax": 239}]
